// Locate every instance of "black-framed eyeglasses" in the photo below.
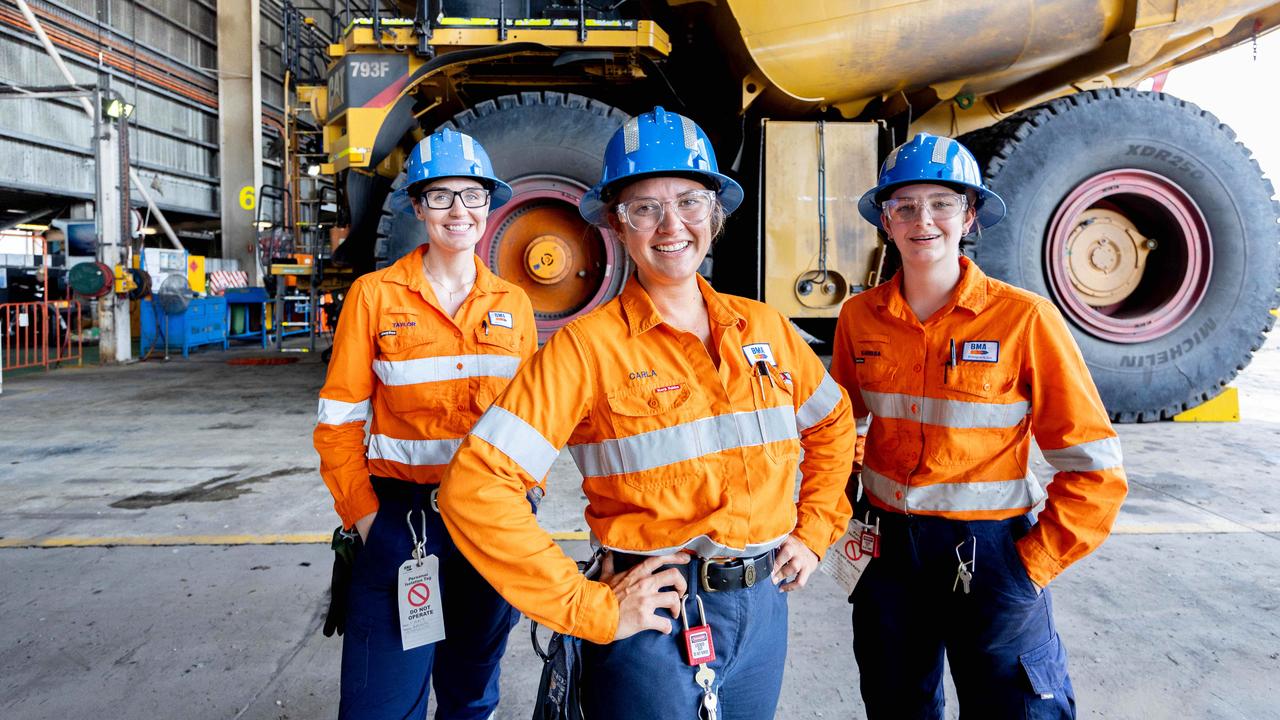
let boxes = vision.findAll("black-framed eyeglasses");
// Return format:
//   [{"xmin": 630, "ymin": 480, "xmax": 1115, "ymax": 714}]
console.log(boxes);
[
  {"xmin": 881, "ymin": 193, "xmax": 968, "ymax": 223},
  {"xmin": 416, "ymin": 187, "xmax": 490, "ymax": 210},
  {"xmin": 614, "ymin": 189, "xmax": 715, "ymax": 231}
]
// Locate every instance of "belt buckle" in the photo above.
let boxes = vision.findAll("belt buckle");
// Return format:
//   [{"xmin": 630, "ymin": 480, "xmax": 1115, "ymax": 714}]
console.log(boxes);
[
  {"xmin": 429, "ymin": 487, "xmax": 440, "ymax": 513},
  {"xmin": 699, "ymin": 559, "xmax": 718, "ymax": 593},
  {"xmin": 743, "ymin": 560, "xmax": 757, "ymax": 588}
]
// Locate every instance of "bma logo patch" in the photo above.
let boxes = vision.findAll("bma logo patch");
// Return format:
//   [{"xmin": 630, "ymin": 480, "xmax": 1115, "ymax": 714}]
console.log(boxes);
[
  {"xmin": 962, "ymin": 340, "xmax": 999, "ymax": 363},
  {"xmin": 487, "ymin": 311, "xmax": 513, "ymax": 329},
  {"xmin": 741, "ymin": 342, "xmax": 777, "ymax": 367}
]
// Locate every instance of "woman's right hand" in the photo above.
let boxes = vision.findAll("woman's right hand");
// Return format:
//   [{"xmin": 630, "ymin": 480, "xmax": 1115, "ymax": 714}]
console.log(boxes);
[
  {"xmin": 353, "ymin": 511, "xmax": 376, "ymax": 544},
  {"xmin": 600, "ymin": 552, "xmax": 690, "ymax": 641}
]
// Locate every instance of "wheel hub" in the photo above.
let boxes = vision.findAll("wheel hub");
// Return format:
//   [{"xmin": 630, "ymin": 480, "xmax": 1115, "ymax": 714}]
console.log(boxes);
[
  {"xmin": 1065, "ymin": 209, "xmax": 1152, "ymax": 306},
  {"xmin": 1046, "ymin": 169, "xmax": 1211, "ymax": 344},
  {"xmin": 524, "ymin": 235, "xmax": 573, "ymax": 284}
]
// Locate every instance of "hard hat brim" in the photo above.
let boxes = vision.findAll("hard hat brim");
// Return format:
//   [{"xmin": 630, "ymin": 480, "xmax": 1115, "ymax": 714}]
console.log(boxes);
[
  {"xmin": 579, "ymin": 170, "xmax": 744, "ymax": 226},
  {"xmin": 857, "ymin": 180, "xmax": 1006, "ymax": 230}
]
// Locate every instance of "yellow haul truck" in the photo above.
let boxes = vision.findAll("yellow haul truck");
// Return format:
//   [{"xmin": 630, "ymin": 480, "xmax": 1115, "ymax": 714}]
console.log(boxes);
[{"xmin": 293, "ymin": 0, "xmax": 1280, "ymax": 422}]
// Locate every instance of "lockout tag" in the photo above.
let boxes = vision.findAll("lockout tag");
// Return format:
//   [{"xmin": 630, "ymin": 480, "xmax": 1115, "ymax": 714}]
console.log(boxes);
[
  {"xmin": 819, "ymin": 517, "xmax": 877, "ymax": 595},
  {"xmin": 397, "ymin": 554, "xmax": 445, "ymax": 651}
]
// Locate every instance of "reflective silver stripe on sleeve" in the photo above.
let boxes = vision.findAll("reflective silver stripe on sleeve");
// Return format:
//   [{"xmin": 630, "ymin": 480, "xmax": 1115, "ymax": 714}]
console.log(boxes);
[
  {"xmin": 855, "ymin": 415, "xmax": 871, "ymax": 435},
  {"xmin": 603, "ymin": 529, "xmax": 791, "ymax": 559},
  {"xmin": 372, "ymin": 354, "xmax": 520, "ymax": 386},
  {"xmin": 860, "ymin": 389, "xmax": 1029, "ymax": 429},
  {"xmin": 860, "ymin": 466, "xmax": 1045, "ymax": 513},
  {"xmin": 569, "ymin": 405, "xmax": 798, "ymax": 478},
  {"xmin": 367, "ymin": 434, "xmax": 462, "ymax": 467},
  {"xmin": 1041, "ymin": 436, "xmax": 1123, "ymax": 472},
  {"xmin": 469, "ymin": 406, "xmax": 560, "ymax": 481},
  {"xmin": 317, "ymin": 398, "xmax": 370, "ymax": 425},
  {"xmin": 796, "ymin": 372, "xmax": 842, "ymax": 432}
]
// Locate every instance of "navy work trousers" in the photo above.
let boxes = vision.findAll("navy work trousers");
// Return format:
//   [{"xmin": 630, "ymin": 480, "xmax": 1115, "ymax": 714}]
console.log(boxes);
[
  {"xmin": 579, "ymin": 553, "xmax": 789, "ymax": 720},
  {"xmin": 338, "ymin": 477, "xmax": 521, "ymax": 720},
  {"xmin": 851, "ymin": 502, "xmax": 1075, "ymax": 719}
]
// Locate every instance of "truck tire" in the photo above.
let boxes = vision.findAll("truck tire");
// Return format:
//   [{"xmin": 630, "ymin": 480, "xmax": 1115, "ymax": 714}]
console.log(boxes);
[
  {"xmin": 375, "ymin": 92, "xmax": 632, "ymax": 341},
  {"xmin": 960, "ymin": 89, "xmax": 1279, "ymax": 422}
]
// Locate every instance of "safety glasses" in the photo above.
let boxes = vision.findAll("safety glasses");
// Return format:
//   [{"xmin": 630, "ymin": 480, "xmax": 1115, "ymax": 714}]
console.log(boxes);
[
  {"xmin": 614, "ymin": 189, "xmax": 715, "ymax": 231},
  {"xmin": 881, "ymin": 193, "xmax": 968, "ymax": 224},
  {"xmin": 416, "ymin": 187, "xmax": 490, "ymax": 210}
]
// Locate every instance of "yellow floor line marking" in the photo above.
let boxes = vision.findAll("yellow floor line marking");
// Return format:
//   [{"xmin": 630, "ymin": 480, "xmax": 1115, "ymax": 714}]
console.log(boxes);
[
  {"xmin": 1112, "ymin": 522, "xmax": 1280, "ymax": 535},
  {"xmin": 0, "ymin": 530, "xmax": 592, "ymax": 548}
]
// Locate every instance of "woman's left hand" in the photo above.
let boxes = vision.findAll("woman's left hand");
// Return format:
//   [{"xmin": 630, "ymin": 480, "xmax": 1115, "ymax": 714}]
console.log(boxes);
[{"xmin": 771, "ymin": 534, "xmax": 820, "ymax": 592}]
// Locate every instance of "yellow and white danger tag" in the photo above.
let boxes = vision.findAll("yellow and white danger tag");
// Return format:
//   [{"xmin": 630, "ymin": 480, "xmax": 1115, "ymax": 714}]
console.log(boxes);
[{"xmin": 397, "ymin": 554, "xmax": 445, "ymax": 651}]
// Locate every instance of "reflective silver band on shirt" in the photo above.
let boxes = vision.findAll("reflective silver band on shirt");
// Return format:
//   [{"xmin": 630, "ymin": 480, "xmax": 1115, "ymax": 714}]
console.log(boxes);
[
  {"xmin": 1040, "ymin": 436, "xmax": 1124, "ymax": 472},
  {"xmin": 860, "ymin": 466, "xmax": 1047, "ymax": 514},
  {"xmin": 860, "ymin": 389, "xmax": 1029, "ymax": 429},
  {"xmin": 317, "ymin": 398, "xmax": 370, "ymax": 425},
  {"xmin": 372, "ymin": 354, "xmax": 520, "ymax": 387},
  {"xmin": 568, "ymin": 405, "xmax": 798, "ymax": 478},
  {"xmin": 599, "ymin": 528, "xmax": 791, "ymax": 559},
  {"xmin": 796, "ymin": 372, "xmax": 842, "ymax": 432},
  {"xmin": 367, "ymin": 434, "xmax": 462, "ymax": 467},
  {"xmin": 469, "ymin": 406, "xmax": 560, "ymax": 482}
]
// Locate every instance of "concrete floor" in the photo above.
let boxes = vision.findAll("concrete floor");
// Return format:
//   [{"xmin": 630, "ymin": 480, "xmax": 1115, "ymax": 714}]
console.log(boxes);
[{"xmin": 1, "ymin": 333, "xmax": 1278, "ymax": 719}]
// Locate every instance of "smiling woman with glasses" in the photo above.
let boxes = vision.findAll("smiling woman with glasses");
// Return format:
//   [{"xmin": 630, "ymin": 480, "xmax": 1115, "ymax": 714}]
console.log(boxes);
[
  {"xmin": 314, "ymin": 128, "xmax": 538, "ymax": 720},
  {"xmin": 438, "ymin": 106, "xmax": 856, "ymax": 720}
]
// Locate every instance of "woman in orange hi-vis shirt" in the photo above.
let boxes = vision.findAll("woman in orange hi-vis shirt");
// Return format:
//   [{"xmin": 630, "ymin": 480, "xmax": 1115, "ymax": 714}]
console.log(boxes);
[
  {"xmin": 830, "ymin": 133, "xmax": 1128, "ymax": 719},
  {"xmin": 438, "ymin": 107, "xmax": 856, "ymax": 719},
  {"xmin": 314, "ymin": 129, "xmax": 536, "ymax": 719}
]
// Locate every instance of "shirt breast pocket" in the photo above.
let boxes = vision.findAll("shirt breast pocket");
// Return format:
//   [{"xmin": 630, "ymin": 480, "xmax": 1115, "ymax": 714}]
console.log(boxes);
[
  {"xmin": 928, "ymin": 366, "xmax": 1024, "ymax": 466},
  {"xmin": 605, "ymin": 381, "xmax": 704, "ymax": 490},
  {"xmin": 470, "ymin": 326, "xmax": 521, "ymax": 413},
  {"xmin": 751, "ymin": 364, "xmax": 799, "ymax": 464}
]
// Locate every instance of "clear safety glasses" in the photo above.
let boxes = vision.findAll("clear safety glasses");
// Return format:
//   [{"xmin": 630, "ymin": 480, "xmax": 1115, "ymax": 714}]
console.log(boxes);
[
  {"xmin": 614, "ymin": 190, "xmax": 715, "ymax": 231},
  {"xmin": 416, "ymin": 187, "xmax": 490, "ymax": 210},
  {"xmin": 881, "ymin": 192, "xmax": 968, "ymax": 224}
]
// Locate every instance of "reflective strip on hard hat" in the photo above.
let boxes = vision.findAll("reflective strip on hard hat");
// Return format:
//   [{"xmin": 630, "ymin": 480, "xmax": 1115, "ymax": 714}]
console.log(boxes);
[
  {"xmin": 681, "ymin": 115, "xmax": 698, "ymax": 151},
  {"xmin": 883, "ymin": 146, "xmax": 899, "ymax": 171},
  {"xmin": 317, "ymin": 398, "xmax": 370, "ymax": 425},
  {"xmin": 461, "ymin": 133, "xmax": 476, "ymax": 163},
  {"xmin": 568, "ymin": 405, "xmax": 798, "ymax": 478},
  {"xmin": 372, "ymin": 354, "xmax": 520, "ymax": 386},
  {"xmin": 1040, "ymin": 436, "xmax": 1124, "ymax": 472},
  {"xmin": 796, "ymin": 372, "xmax": 843, "ymax": 432},
  {"xmin": 860, "ymin": 389, "xmax": 1029, "ymax": 429},
  {"xmin": 931, "ymin": 136, "xmax": 953, "ymax": 165},
  {"xmin": 419, "ymin": 140, "xmax": 431, "ymax": 163},
  {"xmin": 469, "ymin": 406, "xmax": 560, "ymax": 481},
  {"xmin": 861, "ymin": 466, "xmax": 1047, "ymax": 513},
  {"xmin": 623, "ymin": 117, "xmax": 640, "ymax": 154}
]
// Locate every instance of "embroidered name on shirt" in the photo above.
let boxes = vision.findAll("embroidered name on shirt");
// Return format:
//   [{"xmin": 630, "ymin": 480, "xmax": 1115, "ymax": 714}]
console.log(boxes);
[
  {"xmin": 392, "ymin": 321, "xmax": 416, "ymax": 328},
  {"xmin": 629, "ymin": 369, "xmax": 658, "ymax": 381},
  {"xmin": 962, "ymin": 340, "xmax": 1000, "ymax": 363},
  {"xmin": 487, "ymin": 311, "xmax": 513, "ymax": 329},
  {"xmin": 741, "ymin": 342, "xmax": 777, "ymax": 367},
  {"xmin": 859, "ymin": 349, "xmax": 882, "ymax": 357}
]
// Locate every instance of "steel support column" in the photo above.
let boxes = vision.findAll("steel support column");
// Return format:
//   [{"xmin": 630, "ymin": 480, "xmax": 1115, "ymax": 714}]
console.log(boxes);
[{"xmin": 217, "ymin": 0, "xmax": 264, "ymax": 285}]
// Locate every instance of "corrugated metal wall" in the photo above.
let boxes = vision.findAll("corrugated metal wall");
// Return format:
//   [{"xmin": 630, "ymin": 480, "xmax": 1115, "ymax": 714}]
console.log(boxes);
[{"xmin": 0, "ymin": 0, "xmax": 293, "ymax": 221}]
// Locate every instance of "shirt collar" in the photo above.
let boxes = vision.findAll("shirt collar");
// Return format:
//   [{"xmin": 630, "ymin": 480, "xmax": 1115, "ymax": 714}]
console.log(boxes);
[
  {"xmin": 620, "ymin": 273, "xmax": 746, "ymax": 336},
  {"xmin": 383, "ymin": 244, "xmax": 507, "ymax": 296},
  {"xmin": 877, "ymin": 256, "xmax": 989, "ymax": 319}
]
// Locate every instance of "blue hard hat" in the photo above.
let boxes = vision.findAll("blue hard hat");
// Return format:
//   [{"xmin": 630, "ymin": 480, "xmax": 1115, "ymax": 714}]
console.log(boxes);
[
  {"xmin": 857, "ymin": 132, "xmax": 1006, "ymax": 230},
  {"xmin": 394, "ymin": 128, "xmax": 513, "ymax": 216},
  {"xmin": 579, "ymin": 106, "xmax": 744, "ymax": 226}
]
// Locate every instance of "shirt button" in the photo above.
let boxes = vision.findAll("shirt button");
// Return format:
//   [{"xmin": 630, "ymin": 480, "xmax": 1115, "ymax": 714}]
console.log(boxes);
[
  {"xmin": 910, "ymin": 403, "xmax": 918, "ymax": 414},
  {"xmin": 456, "ymin": 362, "xmax": 464, "ymax": 370},
  {"xmin": 913, "ymin": 364, "xmax": 922, "ymax": 372},
  {"xmin": 983, "ymin": 382, "xmax": 991, "ymax": 391},
  {"xmin": 895, "ymin": 490, "xmax": 903, "ymax": 500},
  {"xmin": 648, "ymin": 398, "xmax": 658, "ymax": 408}
]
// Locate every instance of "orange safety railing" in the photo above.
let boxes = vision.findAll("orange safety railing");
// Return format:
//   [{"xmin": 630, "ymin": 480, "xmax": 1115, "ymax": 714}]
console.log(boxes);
[{"xmin": 0, "ymin": 301, "xmax": 83, "ymax": 371}]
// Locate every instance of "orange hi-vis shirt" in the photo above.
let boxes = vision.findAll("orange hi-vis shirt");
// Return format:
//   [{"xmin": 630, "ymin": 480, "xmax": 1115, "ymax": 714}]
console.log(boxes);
[
  {"xmin": 830, "ymin": 257, "xmax": 1127, "ymax": 588},
  {"xmin": 314, "ymin": 245, "xmax": 536, "ymax": 528},
  {"xmin": 438, "ymin": 275, "xmax": 855, "ymax": 643}
]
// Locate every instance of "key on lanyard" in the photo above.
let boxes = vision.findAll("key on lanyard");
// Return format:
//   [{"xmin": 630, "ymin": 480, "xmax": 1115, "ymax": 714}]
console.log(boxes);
[
  {"xmin": 953, "ymin": 538, "xmax": 976, "ymax": 594},
  {"xmin": 681, "ymin": 593, "xmax": 718, "ymax": 720}
]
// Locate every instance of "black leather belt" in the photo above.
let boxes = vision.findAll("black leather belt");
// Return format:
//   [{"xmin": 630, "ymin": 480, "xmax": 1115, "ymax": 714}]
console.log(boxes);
[{"xmin": 699, "ymin": 552, "xmax": 773, "ymax": 593}]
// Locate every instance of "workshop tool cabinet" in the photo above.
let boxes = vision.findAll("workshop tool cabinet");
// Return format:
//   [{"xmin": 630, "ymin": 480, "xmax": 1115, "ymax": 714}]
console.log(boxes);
[{"xmin": 140, "ymin": 296, "xmax": 229, "ymax": 358}]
